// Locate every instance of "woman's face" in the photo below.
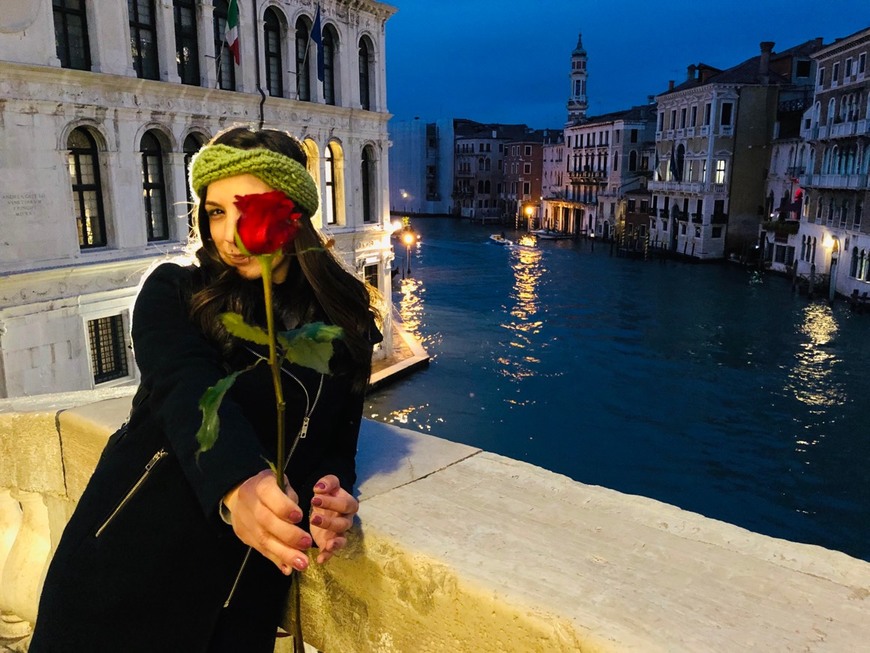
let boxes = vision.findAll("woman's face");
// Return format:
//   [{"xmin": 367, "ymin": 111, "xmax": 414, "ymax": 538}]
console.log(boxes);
[{"xmin": 204, "ymin": 173, "xmax": 291, "ymax": 282}]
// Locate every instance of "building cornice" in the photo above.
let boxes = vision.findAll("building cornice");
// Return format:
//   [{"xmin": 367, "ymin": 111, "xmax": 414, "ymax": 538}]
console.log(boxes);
[{"xmin": 811, "ymin": 30, "xmax": 870, "ymax": 61}]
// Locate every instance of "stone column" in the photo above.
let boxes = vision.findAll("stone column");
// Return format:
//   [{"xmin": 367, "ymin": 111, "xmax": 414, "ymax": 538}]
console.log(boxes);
[
  {"xmin": 198, "ymin": 1, "xmax": 217, "ymax": 89},
  {"xmin": 156, "ymin": 0, "xmax": 182, "ymax": 83}
]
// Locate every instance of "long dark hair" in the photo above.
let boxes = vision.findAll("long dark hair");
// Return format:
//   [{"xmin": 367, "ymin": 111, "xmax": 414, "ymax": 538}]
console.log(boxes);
[{"xmin": 189, "ymin": 125, "xmax": 379, "ymax": 391}]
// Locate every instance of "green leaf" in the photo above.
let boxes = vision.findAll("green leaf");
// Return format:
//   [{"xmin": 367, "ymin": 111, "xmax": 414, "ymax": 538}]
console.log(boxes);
[
  {"xmin": 221, "ymin": 312, "xmax": 270, "ymax": 345},
  {"xmin": 278, "ymin": 322, "xmax": 344, "ymax": 375},
  {"xmin": 195, "ymin": 370, "xmax": 243, "ymax": 455}
]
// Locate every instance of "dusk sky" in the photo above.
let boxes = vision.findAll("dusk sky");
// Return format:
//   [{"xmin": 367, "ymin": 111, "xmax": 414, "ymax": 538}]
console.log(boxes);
[{"xmin": 385, "ymin": 1, "xmax": 870, "ymax": 130}]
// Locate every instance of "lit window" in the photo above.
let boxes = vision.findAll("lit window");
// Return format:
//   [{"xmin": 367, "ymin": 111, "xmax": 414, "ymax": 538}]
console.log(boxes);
[
  {"xmin": 68, "ymin": 128, "xmax": 107, "ymax": 249},
  {"xmin": 141, "ymin": 131, "xmax": 169, "ymax": 241},
  {"xmin": 173, "ymin": 0, "xmax": 200, "ymax": 85}
]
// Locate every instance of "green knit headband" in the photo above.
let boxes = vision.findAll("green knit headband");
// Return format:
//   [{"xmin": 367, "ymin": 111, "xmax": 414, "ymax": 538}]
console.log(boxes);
[{"xmin": 189, "ymin": 144, "xmax": 320, "ymax": 217}]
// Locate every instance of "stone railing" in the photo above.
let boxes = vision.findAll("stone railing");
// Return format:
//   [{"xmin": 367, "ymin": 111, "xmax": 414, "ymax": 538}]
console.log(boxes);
[{"xmin": 3, "ymin": 393, "xmax": 870, "ymax": 651}]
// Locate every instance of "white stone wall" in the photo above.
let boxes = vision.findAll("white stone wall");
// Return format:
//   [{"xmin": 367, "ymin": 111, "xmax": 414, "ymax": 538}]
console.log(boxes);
[{"xmin": 0, "ymin": 0, "xmax": 397, "ymax": 398}]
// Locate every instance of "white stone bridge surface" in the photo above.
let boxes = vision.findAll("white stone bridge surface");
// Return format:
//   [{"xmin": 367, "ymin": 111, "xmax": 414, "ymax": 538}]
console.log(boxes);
[{"xmin": 2, "ymin": 390, "xmax": 870, "ymax": 652}]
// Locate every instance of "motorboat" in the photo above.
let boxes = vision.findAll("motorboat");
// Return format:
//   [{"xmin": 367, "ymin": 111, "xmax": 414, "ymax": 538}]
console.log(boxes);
[
  {"xmin": 530, "ymin": 228, "xmax": 572, "ymax": 240},
  {"xmin": 489, "ymin": 233, "xmax": 512, "ymax": 246}
]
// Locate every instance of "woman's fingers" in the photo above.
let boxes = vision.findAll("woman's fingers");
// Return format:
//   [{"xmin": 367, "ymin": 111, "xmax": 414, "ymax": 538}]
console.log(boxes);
[
  {"xmin": 230, "ymin": 469, "xmax": 313, "ymax": 573},
  {"xmin": 309, "ymin": 511, "xmax": 352, "ymax": 533}
]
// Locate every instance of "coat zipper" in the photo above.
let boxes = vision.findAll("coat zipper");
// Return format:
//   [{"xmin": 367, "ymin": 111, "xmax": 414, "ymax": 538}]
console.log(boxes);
[
  {"xmin": 95, "ymin": 448, "xmax": 168, "ymax": 538},
  {"xmin": 222, "ymin": 415, "xmax": 312, "ymax": 608},
  {"xmin": 224, "ymin": 347, "xmax": 325, "ymax": 608}
]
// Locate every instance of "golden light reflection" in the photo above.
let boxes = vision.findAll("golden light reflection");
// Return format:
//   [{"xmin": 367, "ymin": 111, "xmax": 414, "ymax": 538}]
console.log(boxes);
[
  {"xmin": 397, "ymin": 276, "xmax": 425, "ymax": 338},
  {"xmin": 786, "ymin": 303, "xmax": 846, "ymax": 409},
  {"xmin": 499, "ymin": 246, "xmax": 544, "ymax": 382},
  {"xmin": 370, "ymin": 403, "xmax": 438, "ymax": 431}
]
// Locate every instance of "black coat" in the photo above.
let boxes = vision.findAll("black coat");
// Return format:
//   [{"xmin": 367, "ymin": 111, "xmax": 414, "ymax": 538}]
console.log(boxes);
[{"xmin": 31, "ymin": 263, "xmax": 370, "ymax": 653}]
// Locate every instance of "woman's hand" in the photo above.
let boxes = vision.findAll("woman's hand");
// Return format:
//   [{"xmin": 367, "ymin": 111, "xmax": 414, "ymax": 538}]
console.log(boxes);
[
  {"xmin": 309, "ymin": 474, "xmax": 359, "ymax": 564},
  {"xmin": 223, "ymin": 469, "xmax": 312, "ymax": 575}
]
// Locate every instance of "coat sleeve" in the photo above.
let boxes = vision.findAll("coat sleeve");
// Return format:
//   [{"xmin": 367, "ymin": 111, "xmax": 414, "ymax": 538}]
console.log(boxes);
[{"xmin": 131, "ymin": 263, "xmax": 269, "ymax": 524}]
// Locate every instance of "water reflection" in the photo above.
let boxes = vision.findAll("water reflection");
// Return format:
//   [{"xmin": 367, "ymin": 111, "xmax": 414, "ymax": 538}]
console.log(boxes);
[
  {"xmin": 397, "ymin": 275, "xmax": 425, "ymax": 338},
  {"xmin": 498, "ymin": 246, "xmax": 544, "ymax": 383},
  {"xmin": 368, "ymin": 402, "xmax": 442, "ymax": 432},
  {"xmin": 786, "ymin": 303, "xmax": 846, "ymax": 408}
]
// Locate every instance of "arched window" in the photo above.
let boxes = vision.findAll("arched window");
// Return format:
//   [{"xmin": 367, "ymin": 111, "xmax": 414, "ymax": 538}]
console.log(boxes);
[
  {"xmin": 54, "ymin": 0, "xmax": 91, "ymax": 70},
  {"xmin": 129, "ymin": 0, "xmax": 159, "ymax": 79},
  {"xmin": 323, "ymin": 143, "xmax": 337, "ymax": 225},
  {"xmin": 68, "ymin": 128, "xmax": 106, "ymax": 248},
  {"xmin": 322, "ymin": 24, "xmax": 338, "ymax": 106},
  {"xmin": 800, "ymin": 235, "xmax": 807, "ymax": 261},
  {"xmin": 613, "ymin": 152, "xmax": 619, "ymax": 171},
  {"xmin": 629, "ymin": 150, "xmax": 637, "ymax": 172},
  {"xmin": 141, "ymin": 131, "xmax": 169, "ymax": 241},
  {"xmin": 851, "ymin": 247, "xmax": 860, "ymax": 277},
  {"xmin": 213, "ymin": 0, "xmax": 236, "ymax": 90},
  {"xmin": 295, "ymin": 17, "xmax": 311, "ymax": 102},
  {"xmin": 174, "ymin": 0, "xmax": 200, "ymax": 85},
  {"xmin": 264, "ymin": 8, "xmax": 283, "ymax": 97},
  {"xmin": 358, "ymin": 37, "xmax": 373, "ymax": 110},
  {"xmin": 477, "ymin": 180, "xmax": 484, "ymax": 194},
  {"xmin": 361, "ymin": 145, "xmax": 375, "ymax": 223},
  {"xmin": 183, "ymin": 133, "xmax": 206, "ymax": 225}
]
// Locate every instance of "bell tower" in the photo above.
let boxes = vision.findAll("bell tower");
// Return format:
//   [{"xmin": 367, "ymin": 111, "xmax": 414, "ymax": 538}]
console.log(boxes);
[{"xmin": 566, "ymin": 33, "xmax": 588, "ymax": 125}]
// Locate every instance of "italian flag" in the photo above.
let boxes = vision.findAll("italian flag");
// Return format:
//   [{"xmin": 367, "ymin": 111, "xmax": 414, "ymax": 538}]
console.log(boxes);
[{"xmin": 226, "ymin": 0, "xmax": 240, "ymax": 65}]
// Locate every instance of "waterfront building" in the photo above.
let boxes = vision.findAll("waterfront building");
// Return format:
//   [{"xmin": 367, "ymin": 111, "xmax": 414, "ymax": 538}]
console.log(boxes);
[
  {"xmin": 649, "ymin": 40, "xmax": 822, "ymax": 260},
  {"xmin": 388, "ymin": 118, "xmax": 454, "ymax": 216},
  {"xmin": 759, "ymin": 103, "xmax": 811, "ymax": 273},
  {"xmin": 541, "ymin": 132, "xmax": 566, "ymax": 230},
  {"xmin": 452, "ymin": 120, "xmax": 528, "ymax": 220},
  {"xmin": 0, "ymin": 0, "xmax": 396, "ymax": 399},
  {"xmin": 502, "ymin": 130, "xmax": 557, "ymax": 229},
  {"xmin": 797, "ymin": 26, "xmax": 870, "ymax": 299},
  {"xmin": 547, "ymin": 105, "xmax": 656, "ymax": 238}
]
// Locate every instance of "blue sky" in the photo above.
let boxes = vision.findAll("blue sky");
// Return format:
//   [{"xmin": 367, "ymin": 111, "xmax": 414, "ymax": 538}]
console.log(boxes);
[{"xmin": 385, "ymin": 0, "xmax": 870, "ymax": 129}]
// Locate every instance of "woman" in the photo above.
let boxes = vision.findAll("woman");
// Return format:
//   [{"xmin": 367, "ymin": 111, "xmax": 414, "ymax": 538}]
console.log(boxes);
[{"xmin": 31, "ymin": 126, "xmax": 380, "ymax": 652}]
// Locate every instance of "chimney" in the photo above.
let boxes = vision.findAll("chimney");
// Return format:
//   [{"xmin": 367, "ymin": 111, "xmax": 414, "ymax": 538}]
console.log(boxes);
[
  {"xmin": 687, "ymin": 64, "xmax": 697, "ymax": 81},
  {"xmin": 759, "ymin": 41, "xmax": 774, "ymax": 78},
  {"xmin": 668, "ymin": 79, "xmax": 675, "ymax": 91},
  {"xmin": 647, "ymin": 95, "xmax": 655, "ymax": 104}
]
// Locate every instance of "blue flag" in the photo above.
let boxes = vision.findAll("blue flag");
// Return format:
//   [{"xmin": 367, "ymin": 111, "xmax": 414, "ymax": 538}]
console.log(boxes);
[{"xmin": 312, "ymin": 5, "xmax": 324, "ymax": 83}]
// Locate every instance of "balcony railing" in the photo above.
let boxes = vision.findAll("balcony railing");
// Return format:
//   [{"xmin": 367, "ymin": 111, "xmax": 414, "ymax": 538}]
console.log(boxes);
[
  {"xmin": 711, "ymin": 212, "xmax": 729, "ymax": 224},
  {"xmin": 800, "ymin": 173, "xmax": 869, "ymax": 190},
  {"xmin": 648, "ymin": 180, "xmax": 706, "ymax": 193},
  {"xmin": 3, "ymin": 392, "xmax": 870, "ymax": 651}
]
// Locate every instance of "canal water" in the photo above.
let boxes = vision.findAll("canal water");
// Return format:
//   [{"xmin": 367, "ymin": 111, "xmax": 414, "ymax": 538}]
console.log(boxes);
[{"xmin": 364, "ymin": 218, "xmax": 870, "ymax": 562}]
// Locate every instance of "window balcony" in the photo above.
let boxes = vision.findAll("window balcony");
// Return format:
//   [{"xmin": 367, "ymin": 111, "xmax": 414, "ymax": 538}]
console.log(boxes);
[{"xmin": 800, "ymin": 173, "xmax": 869, "ymax": 190}]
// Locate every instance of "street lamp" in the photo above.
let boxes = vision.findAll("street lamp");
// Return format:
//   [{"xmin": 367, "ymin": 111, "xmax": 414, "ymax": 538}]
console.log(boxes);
[
  {"xmin": 401, "ymin": 230, "xmax": 415, "ymax": 278},
  {"xmin": 524, "ymin": 205, "xmax": 534, "ymax": 231}
]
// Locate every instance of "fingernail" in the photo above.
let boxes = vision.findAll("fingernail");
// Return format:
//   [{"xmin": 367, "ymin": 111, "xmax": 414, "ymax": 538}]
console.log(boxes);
[
  {"xmin": 298, "ymin": 537, "xmax": 312, "ymax": 549},
  {"xmin": 289, "ymin": 510, "xmax": 303, "ymax": 523},
  {"xmin": 311, "ymin": 497, "xmax": 323, "ymax": 507},
  {"xmin": 293, "ymin": 556, "xmax": 309, "ymax": 571},
  {"xmin": 311, "ymin": 514, "xmax": 323, "ymax": 526},
  {"xmin": 315, "ymin": 482, "xmax": 327, "ymax": 490}
]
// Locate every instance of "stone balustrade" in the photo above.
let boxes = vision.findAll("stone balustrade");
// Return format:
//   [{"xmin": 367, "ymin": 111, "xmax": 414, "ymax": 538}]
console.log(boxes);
[{"xmin": 3, "ymin": 391, "xmax": 870, "ymax": 652}]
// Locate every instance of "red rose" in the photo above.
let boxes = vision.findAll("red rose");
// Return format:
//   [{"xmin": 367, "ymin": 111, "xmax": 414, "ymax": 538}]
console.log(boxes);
[{"xmin": 234, "ymin": 191, "xmax": 303, "ymax": 255}]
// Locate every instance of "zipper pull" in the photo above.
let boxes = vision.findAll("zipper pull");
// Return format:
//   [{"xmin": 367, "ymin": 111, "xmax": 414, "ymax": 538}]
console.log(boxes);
[
  {"xmin": 145, "ymin": 449, "xmax": 167, "ymax": 472},
  {"xmin": 299, "ymin": 416, "xmax": 310, "ymax": 439}
]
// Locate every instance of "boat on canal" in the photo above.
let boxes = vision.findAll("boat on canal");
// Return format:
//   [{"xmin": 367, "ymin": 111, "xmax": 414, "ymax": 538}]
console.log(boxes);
[
  {"xmin": 530, "ymin": 228, "xmax": 572, "ymax": 240},
  {"xmin": 489, "ymin": 233, "xmax": 512, "ymax": 246}
]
